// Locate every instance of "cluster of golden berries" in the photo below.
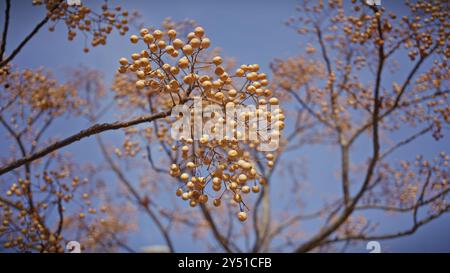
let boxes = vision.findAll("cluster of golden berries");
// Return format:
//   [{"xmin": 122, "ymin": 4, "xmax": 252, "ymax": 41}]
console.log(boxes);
[
  {"xmin": 337, "ymin": 215, "xmax": 368, "ymax": 238},
  {"xmin": 0, "ymin": 162, "xmax": 130, "ymax": 252},
  {"xmin": 71, "ymin": 201, "xmax": 136, "ymax": 252},
  {"xmin": 290, "ymin": 0, "xmax": 449, "ymax": 61},
  {"xmin": 0, "ymin": 209, "xmax": 66, "ymax": 252},
  {"xmin": 283, "ymin": 0, "xmax": 448, "ymax": 135},
  {"xmin": 0, "ymin": 65, "xmax": 10, "ymax": 76},
  {"xmin": 391, "ymin": 61, "xmax": 449, "ymax": 140},
  {"xmin": 377, "ymin": 152, "xmax": 449, "ymax": 210},
  {"xmin": 120, "ymin": 137, "xmax": 142, "ymax": 157},
  {"xmin": 112, "ymin": 72, "xmax": 153, "ymax": 110},
  {"xmin": 170, "ymin": 149, "xmax": 277, "ymax": 222},
  {"xmin": 344, "ymin": 11, "xmax": 391, "ymax": 45},
  {"xmin": 1, "ymin": 167, "xmax": 80, "ymax": 252},
  {"xmin": 32, "ymin": 0, "xmax": 133, "ymax": 52},
  {"xmin": 348, "ymin": 0, "xmax": 449, "ymax": 59},
  {"xmin": 117, "ymin": 26, "xmax": 284, "ymax": 221},
  {"xmin": 0, "ymin": 67, "xmax": 85, "ymax": 116},
  {"xmin": 402, "ymin": 0, "xmax": 449, "ymax": 59}
]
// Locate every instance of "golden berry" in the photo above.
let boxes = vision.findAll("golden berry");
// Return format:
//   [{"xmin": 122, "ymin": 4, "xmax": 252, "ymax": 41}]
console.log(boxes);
[
  {"xmin": 130, "ymin": 35, "xmax": 139, "ymax": 44},
  {"xmin": 237, "ymin": 211, "xmax": 247, "ymax": 222}
]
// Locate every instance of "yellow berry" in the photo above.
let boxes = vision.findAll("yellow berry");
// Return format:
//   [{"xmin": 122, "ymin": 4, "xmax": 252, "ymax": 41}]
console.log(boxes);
[
  {"xmin": 139, "ymin": 28, "xmax": 149, "ymax": 37},
  {"xmin": 190, "ymin": 38, "xmax": 201, "ymax": 48},
  {"xmin": 176, "ymin": 188, "xmax": 183, "ymax": 196},
  {"xmin": 130, "ymin": 35, "xmax": 139, "ymax": 44},
  {"xmin": 269, "ymin": 97, "xmax": 279, "ymax": 105},
  {"xmin": 167, "ymin": 29, "xmax": 177, "ymax": 39},
  {"xmin": 212, "ymin": 56, "xmax": 222, "ymax": 65},
  {"xmin": 237, "ymin": 211, "xmax": 247, "ymax": 222},
  {"xmin": 213, "ymin": 199, "xmax": 221, "ymax": 207},
  {"xmin": 153, "ymin": 29, "xmax": 163, "ymax": 39},
  {"xmin": 234, "ymin": 193, "xmax": 242, "ymax": 202},
  {"xmin": 215, "ymin": 66, "xmax": 225, "ymax": 76},
  {"xmin": 235, "ymin": 68, "xmax": 245, "ymax": 77},
  {"xmin": 198, "ymin": 195, "xmax": 208, "ymax": 204},
  {"xmin": 173, "ymin": 38, "xmax": 184, "ymax": 49},
  {"xmin": 143, "ymin": 34, "xmax": 154, "ymax": 43},
  {"xmin": 186, "ymin": 162, "xmax": 196, "ymax": 169},
  {"xmin": 238, "ymin": 174, "xmax": 247, "ymax": 183},
  {"xmin": 178, "ymin": 57, "xmax": 189, "ymax": 68},
  {"xmin": 119, "ymin": 57, "xmax": 128, "ymax": 65},
  {"xmin": 201, "ymin": 38, "xmax": 211, "ymax": 48},
  {"xmin": 158, "ymin": 40, "xmax": 166, "ymax": 49},
  {"xmin": 212, "ymin": 177, "xmax": 221, "ymax": 186},
  {"xmin": 136, "ymin": 80, "xmax": 145, "ymax": 89},
  {"xmin": 228, "ymin": 150, "xmax": 238, "ymax": 158},
  {"xmin": 180, "ymin": 173, "xmax": 189, "ymax": 181},
  {"xmin": 181, "ymin": 192, "xmax": 189, "ymax": 200},
  {"xmin": 182, "ymin": 44, "xmax": 194, "ymax": 55},
  {"xmin": 186, "ymin": 181, "xmax": 195, "ymax": 189},
  {"xmin": 194, "ymin": 26, "xmax": 205, "ymax": 37}
]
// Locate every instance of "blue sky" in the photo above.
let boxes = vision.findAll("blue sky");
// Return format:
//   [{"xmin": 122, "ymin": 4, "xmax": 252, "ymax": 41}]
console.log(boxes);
[{"xmin": 1, "ymin": 0, "xmax": 449, "ymax": 252}]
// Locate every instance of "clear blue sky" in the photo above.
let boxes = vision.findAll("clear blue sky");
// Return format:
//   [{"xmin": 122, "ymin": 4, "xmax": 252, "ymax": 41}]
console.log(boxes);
[{"xmin": 1, "ymin": 0, "xmax": 449, "ymax": 252}]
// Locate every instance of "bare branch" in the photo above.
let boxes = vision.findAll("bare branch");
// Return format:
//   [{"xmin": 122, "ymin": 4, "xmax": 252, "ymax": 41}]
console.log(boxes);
[
  {"xmin": 380, "ymin": 126, "xmax": 432, "ymax": 160},
  {"xmin": 0, "ymin": 109, "xmax": 172, "ymax": 176},
  {"xmin": 323, "ymin": 205, "xmax": 450, "ymax": 244},
  {"xmin": 348, "ymin": 45, "xmax": 438, "ymax": 146},
  {"xmin": 199, "ymin": 204, "xmax": 235, "ymax": 253},
  {"xmin": 294, "ymin": 12, "xmax": 386, "ymax": 252},
  {"xmin": 357, "ymin": 188, "xmax": 450, "ymax": 213},
  {"xmin": 97, "ymin": 135, "xmax": 175, "ymax": 253},
  {"xmin": 0, "ymin": 1, "xmax": 64, "ymax": 68},
  {"xmin": 285, "ymin": 88, "xmax": 335, "ymax": 130},
  {"xmin": 0, "ymin": 0, "xmax": 11, "ymax": 61}
]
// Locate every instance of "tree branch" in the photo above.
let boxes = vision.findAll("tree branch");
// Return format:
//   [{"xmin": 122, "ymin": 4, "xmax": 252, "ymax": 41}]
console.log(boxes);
[
  {"xmin": 323, "ymin": 205, "xmax": 450, "ymax": 244},
  {"xmin": 97, "ymin": 135, "xmax": 175, "ymax": 253},
  {"xmin": 0, "ymin": 109, "xmax": 171, "ymax": 176},
  {"xmin": 379, "ymin": 126, "xmax": 432, "ymax": 160},
  {"xmin": 199, "ymin": 204, "xmax": 234, "ymax": 253},
  {"xmin": 0, "ymin": 0, "xmax": 11, "ymax": 61},
  {"xmin": 293, "ymin": 11, "xmax": 386, "ymax": 252},
  {"xmin": 348, "ymin": 45, "xmax": 437, "ymax": 147},
  {"xmin": 0, "ymin": 0, "xmax": 62, "ymax": 68}
]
